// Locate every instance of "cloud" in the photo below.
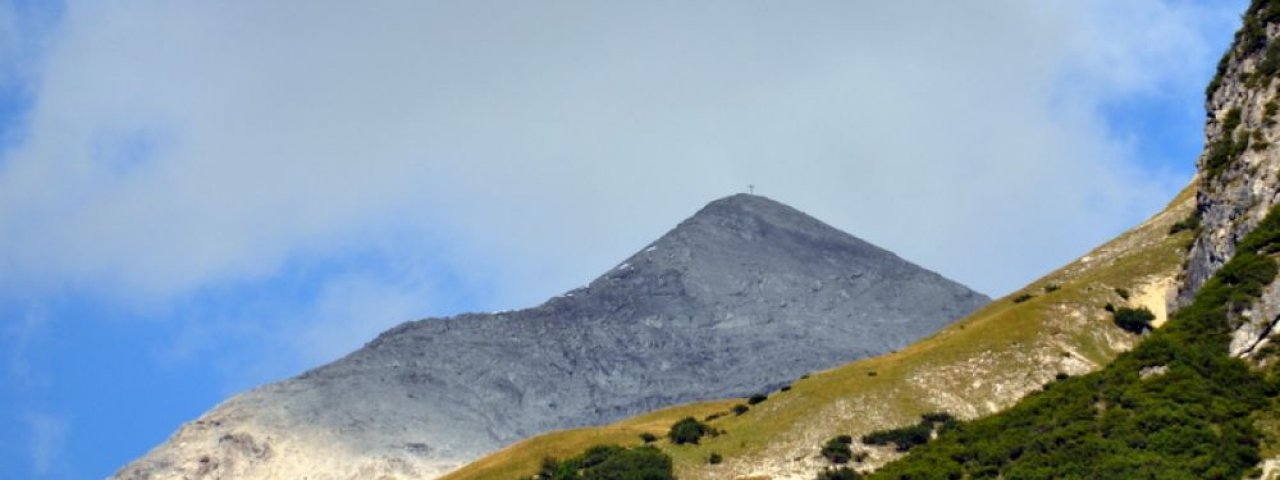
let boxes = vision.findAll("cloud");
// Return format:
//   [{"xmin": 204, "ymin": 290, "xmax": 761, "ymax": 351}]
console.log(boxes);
[
  {"xmin": 0, "ymin": 0, "xmax": 1243, "ymax": 313},
  {"xmin": 23, "ymin": 411, "xmax": 69, "ymax": 477}
]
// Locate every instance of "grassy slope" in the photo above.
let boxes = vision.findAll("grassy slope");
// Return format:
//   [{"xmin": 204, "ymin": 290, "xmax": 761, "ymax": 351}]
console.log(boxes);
[{"xmin": 444, "ymin": 186, "xmax": 1196, "ymax": 480}]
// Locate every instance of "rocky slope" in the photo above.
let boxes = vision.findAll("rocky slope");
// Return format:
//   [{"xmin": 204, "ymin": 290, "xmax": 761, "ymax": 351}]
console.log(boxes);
[
  {"xmin": 1181, "ymin": 2, "xmax": 1280, "ymax": 360},
  {"xmin": 114, "ymin": 194, "xmax": 988, "ymax": 480}
]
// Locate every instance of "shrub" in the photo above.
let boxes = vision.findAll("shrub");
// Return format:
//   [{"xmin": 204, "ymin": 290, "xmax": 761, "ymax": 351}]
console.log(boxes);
[
  {"xmin": 821, "ymin": 437, "xmax": 854, "ymax": 464},
  {"xmin": 1104, "ymin": 302, "xmax": 1116, "ymax": 313},
  {"xmin": 732, "ymin": 404, "xmax": 750, "ymax": 416},
  {"xmin": 816, "ymin": 466, "xmax": 863, "ymax": 480},
  {"xmin": 780, "ymin": 384, "xmax": 792, "ymax": 392},
  {"xmin": 1169, "ymin": 212, "xmax": 1202, "ymax": 235},
  {"xmin": 862, "ymin": 423, "xmax": 932, "ymax": 452},
  {"xmin": 1205, "ymin": 108, "xmax": 1248, "ymax": 181},
  {"xmin": 1012, "ymin": 293, "xmax": 1033, "ymax": 303},
  {"xmin": 708, "ymin": 452, "xmax": 722, "ymax": 465},
  {"xmin": 1113, "ymin": 306, "xmax": 1155, "ymax": 334},
  {"xmin": 861, "ymin": 413, "xmax": 956, "ymax": 453},
  {"xmin": 834, "ymin": 434, "xmax": 853, "ymax": 445},
  {"xmin": 668, "ymin": 417, "xmax": 711, "ymax": 445},
  {"xmin": 529, "ymin": 444, "xmax": 674, "ymax": 480},
  {"xmin": 704, "ymin": 412, "xmax": 724, "ymax": 422},
  {"xmin": 639, "ymin": 432, "xmax": 657, "ymax": 444},
  {"xmin": 747, "ymin": 394, "xmax": 768, "ymax": 405},
  {"xmin": 1114, "ymin": 287, "xmax": 1131, "ymax": 300},
  {"xmin": 1044, "ymin": 283, "xmax": 1060, "ymax": 293}
]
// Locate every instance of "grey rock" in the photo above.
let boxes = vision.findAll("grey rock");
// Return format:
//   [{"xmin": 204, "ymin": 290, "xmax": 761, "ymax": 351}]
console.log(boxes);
[
  {"xmin": 1180, "ymin": 16, "xmax": 1280, "ymax": 358},
  {"xmin": 115, "ymin": 194, "xmax": 988, "ymax": 479},
  {"xmin": 1182, "ymin": 22, "xmax": 1280, "ymax": 305}
]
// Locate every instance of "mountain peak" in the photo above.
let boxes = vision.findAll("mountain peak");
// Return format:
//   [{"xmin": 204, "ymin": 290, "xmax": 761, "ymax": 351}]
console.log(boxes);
[{"xmin": 115, "ymin": 193, "xmax": 989, "ymax": 480}]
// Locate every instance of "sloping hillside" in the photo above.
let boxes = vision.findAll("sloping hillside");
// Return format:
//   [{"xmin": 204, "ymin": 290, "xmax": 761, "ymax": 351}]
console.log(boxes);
[{"xmin": 445, "ymin": 186, "xmax": 1196, "ymax": 480}]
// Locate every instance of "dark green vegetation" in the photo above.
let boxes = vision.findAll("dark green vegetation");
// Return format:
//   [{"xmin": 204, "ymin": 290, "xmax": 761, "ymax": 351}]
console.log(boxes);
[
  {"xmin": 816, "ymin": 467, "xmax": 864, "ymax": 480},
  {"xmin": 667, "ymin": 417, "xmax": 713, "ymax": 445},
  {"xmin": 1011, "ymin": 293, "xmax": 1033, "ymax": 304},
  {"xmin": 1212, "ymin": 0, "xmax": 1280, "ymax": 95},
  {"xmin": 821, "ymin": 435, "xmax": 855, "ymax": 464},
  {"xmin": 870, "ymin": 205, "xmax": 1280, "ymax": 479},
  {"xmin": 861, "ymin": 413, "xmax": 957, "ymax": 453},
  {"xmin": 747, "ymin": 394, "xmax": 768, "ymax": 405},
  {"xmin": 1204, "ymin": 108, "xmax": 1248, "ymax": 182},
  {"xmin": 638, "ymin": 433, "xmax": 657, "ymax": 444},
  {"xmin": 731, "ymin": 404, "xmax": 749, "ymax": 416},
  {"xmin": 525, "ymin": 444, "xmax": 674, "ymax": 480},
  {"xmin": 707, "ymin": 452, "xmax": 722, "ymax": 465},
  {"xmin": 1169, "ymin": 212, "xmax": 1202, "ymax": 235},
  {"xmin": 1112, "ymin": 306, "xmax": 1155, "ymax": 335}
]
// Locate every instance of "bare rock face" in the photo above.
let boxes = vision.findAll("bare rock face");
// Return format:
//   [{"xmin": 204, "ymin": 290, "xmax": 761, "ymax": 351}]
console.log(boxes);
[
  {"xmin": 1180, "ymin": 6, "xmax": 1280, "ymax": 360},
  {"xmin": 1182, "ymin": 16, "xmax": 1280, "ymax": 304},
  {"xmin": 114, "ymin": 194, "xmax": 988, "ymax": 480}
]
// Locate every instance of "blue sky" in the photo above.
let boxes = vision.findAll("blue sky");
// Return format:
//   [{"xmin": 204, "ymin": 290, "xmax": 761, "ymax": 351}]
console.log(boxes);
[{"xmin": 0, "ymin": 1, "xmax": 1250, "ymax": 478}]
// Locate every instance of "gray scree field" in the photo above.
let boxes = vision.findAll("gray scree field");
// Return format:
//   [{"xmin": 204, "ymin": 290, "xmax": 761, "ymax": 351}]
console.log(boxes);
[{"xmin": 115, "ymin": 194, "xmax": 989, "ymax": 480}]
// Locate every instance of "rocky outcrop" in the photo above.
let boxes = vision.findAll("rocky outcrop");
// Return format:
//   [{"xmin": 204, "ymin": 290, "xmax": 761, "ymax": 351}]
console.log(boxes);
[
  {"xmin": 1180, "ymin": 3, "xmax": 1280, "ymax": 358},
  {"xmin": 115, "ymin": 194, "xmax": 988, "ymax": 480}
]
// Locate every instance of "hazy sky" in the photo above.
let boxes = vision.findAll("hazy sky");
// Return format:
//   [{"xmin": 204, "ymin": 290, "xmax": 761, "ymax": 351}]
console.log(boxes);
[{"xmin": 0, "ymin": 1, "xmax": 1248, "ymax": 478}]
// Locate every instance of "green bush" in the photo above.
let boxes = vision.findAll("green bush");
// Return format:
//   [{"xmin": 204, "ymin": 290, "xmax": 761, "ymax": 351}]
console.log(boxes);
[
  {"xmin": 747, "ymin": 394, "xmax": 768, "ymax": 405},
  {"xmin": 1044, "ymin": 283, "xmax": 1060, "ymax": 293},
  {"xmin": 1012, "ymin": 293, "xmax": 1033, "ymax": 303},
  {"xmin": 821, "ymin": 437, "xmax": 854, "ymax": 464},
  {"xmin": 708, "ymin": 452, "xmax": 722, "ymax": 465},
  {"xmin": 639, "ymin": 432, "xmax": 657, "ymax": 444},
  {"xmin": 1205, "ymin": 108, "xmax": 1248, "ymax": 181},
  {"xmin": 861, "ymin": 413, "xmax": 958, "ymax": 453},
  {"xmin": 732, "ymin": 404, "xmax": 750, "ymax": 416},
  {"xmin": 1169, "ymin": 213, "xmax": 1202, "ymax": 235},
  {"xmin": 1114, "ymin": 287, "xmax": 1131, "ymax": 300},
  {"xmin": 1113, "ymin": 306, "xmax": 1155, "ymax": 334},
  {"xmin": 530, "ymin": 444, "xmax": 674, "ymax": 480},
  {"xmin": 668, "ymin": 417, "xmax": 712, "ymax": 445},
  {"xmin": 862, "ymin": 423, "xmax": 932, "ymax": 452}
]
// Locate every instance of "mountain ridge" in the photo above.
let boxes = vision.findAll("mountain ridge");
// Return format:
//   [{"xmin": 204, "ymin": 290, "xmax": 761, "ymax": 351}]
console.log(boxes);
[{"xmin": 115, "ymin": 193, "xmax": 988, "ymax": 480}]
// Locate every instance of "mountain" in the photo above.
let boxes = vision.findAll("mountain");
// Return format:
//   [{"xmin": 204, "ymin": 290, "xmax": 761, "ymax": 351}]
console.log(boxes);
[
  {"xmin": 445, "ymin": 187, "xmax": 1196, "ymax": 480},
  {"xmin": 114, "ymin": 194, "xmax": 988, "ymax": 480},
  {"xmin": 449, "ymin": 2, "xmax": 1280, "ymax": 478}
]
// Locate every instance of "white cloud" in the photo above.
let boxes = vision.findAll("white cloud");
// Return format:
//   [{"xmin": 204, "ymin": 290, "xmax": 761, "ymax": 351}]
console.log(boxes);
[
  {"xmin": 23, "ymin": 411, "xmax": 69, "ymax": 477},
  {"xmin": 0, "ymin": 1, "xmax": 1243, "ymax": 315}
]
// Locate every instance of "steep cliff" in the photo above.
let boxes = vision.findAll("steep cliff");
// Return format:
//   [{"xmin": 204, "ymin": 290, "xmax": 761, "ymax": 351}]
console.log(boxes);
[{"xmin": 1181, "ymin": 2, "xmax": 1280, "ymax": 360}]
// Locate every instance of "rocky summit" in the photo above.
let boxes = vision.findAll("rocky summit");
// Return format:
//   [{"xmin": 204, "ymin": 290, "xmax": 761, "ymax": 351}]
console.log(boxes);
[{"xmin": 114, "ymin": 194, "xmax": 988, "ymax": 480}]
